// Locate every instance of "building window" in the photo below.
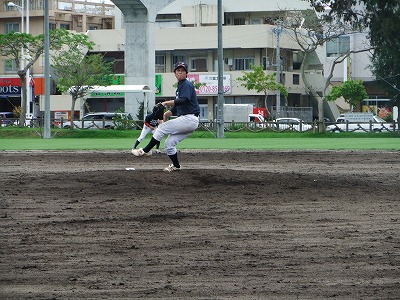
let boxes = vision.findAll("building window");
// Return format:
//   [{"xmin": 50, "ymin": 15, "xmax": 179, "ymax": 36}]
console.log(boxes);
[
  {"xmin": 234, "ymin": 18, "xmax": 245, "ymax": 25},
  {"xmin": 190, "ymin": 58, "xmax": 207, "ymax": 72},
  {"xmin": 5, "ymin": 23, "xmax": 20, "ymax": 33},
  {"xmin": 326, "ymin": 36, "xmax": 350, "ymax": 57},
  {"xmin": 263, "ymin": 56, "xmax": 271, "ymax": 70},
  {"xmin": 58, "ymin": 1, "xmax": 73, "ymax": 11},
  {"xmin": 234, "ymin": 58, "xmax": 255, "ymax": 70},
  {"xmin": 88, "ymin": 25, "xmax": 98, "ymax": 30},
  {"xmin": 49, "ymin": 23, "xmax": 57, "ymax": 30},
  {"xmin": 5, "ymin": 59, "xmax": 18, "ymax": 72},
  {"xmin": 60, "ymin": 23, "xmax": 70, "ymax": 30},
  {"xmin": 30, "ymin": 0, "xmax": 44, "ymax": 10},
  {"xmin": 293, "ymin": 74, "xmax": 300, "ymax": 85},
  {"xmin": 172, "ymin": 55, "xmax": 186, "ymax": 70},
  {"xmin": 155, "ymin": 55, "xmax": 165, "ymax": 73}
]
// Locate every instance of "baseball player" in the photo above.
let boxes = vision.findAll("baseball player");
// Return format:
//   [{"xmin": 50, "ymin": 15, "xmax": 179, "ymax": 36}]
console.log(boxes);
[
  {"xmin": 133, "ymin": 110, "xmax": 162, "ymax": 152},
  {"xmin": 131, "ymin": 61, "xmax": 200, "ymax": 172}
]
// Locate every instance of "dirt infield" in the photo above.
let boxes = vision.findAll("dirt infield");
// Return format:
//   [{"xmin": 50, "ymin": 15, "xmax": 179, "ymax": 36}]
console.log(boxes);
[{"xmin": 1, "ymin": 150, "xmax": 399, "ymax": 299}]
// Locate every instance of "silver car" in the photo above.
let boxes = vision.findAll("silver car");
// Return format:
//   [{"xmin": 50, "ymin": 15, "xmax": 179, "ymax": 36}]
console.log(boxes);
[
  {"xmin": 273, "ymin": 117, "xmax": 313, "ymax": 132},
  {"xmin": 59, "ymin": 112, "xmax": 132, "ymax": 129}
]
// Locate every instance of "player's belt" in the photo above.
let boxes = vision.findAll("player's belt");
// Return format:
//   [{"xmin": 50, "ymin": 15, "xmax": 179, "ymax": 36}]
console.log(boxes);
[{"xmin": 180, "ymin": 113, "xmax": 199, "ymax": 117}]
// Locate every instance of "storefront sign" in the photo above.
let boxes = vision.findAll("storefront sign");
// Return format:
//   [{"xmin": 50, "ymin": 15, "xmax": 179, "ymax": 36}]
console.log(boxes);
[{"xmin": 0, "ymin": 78, "xmax": 22, "ymax": 96}]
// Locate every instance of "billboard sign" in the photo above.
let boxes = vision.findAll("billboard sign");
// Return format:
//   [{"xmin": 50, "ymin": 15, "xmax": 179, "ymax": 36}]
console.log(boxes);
[{"xmin": 187, "ymin": 74, "xmax": 231, "ymax": 95}]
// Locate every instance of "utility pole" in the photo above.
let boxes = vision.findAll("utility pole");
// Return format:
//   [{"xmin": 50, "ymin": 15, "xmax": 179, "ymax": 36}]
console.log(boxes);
[
  {"xmin": 7, "ymin": 1, "xmax": 25, "ymax": 123},
  {"xmin": 216, "ymin": 0, "xmax": 224, "ymax": 138},
  {"xmin": 273, "ymin": 21, "xmax": 283, "ymax": 119},
  {"xmin": 26, "ymin": 0, "xmax": 30, "ymax": 119},
  {"xmin": 43, "ymin": 0, "xmax": 51, "ymax": 139}
]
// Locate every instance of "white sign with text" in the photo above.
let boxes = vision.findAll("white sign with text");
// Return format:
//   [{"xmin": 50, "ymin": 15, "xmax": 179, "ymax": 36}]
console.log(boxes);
[{"xmin": 187, "ymin": 74, "xmax": 231, "ymax": 95}]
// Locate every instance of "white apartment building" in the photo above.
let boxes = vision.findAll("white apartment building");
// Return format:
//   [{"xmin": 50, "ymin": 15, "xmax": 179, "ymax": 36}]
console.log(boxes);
[
  {"xmin": 0, "ymin": 0, "xmax": 115, "ymax": 116},
  {"xmin": 315, "ymin": 2, "xmax": 389, "ymax": 116},
  {"xmin": 86, "ymin": 0, "xmax": 333, "ymax": 122},
  {"xmin": 4, "ymin": 0, "xmax": 382, "ymax": 122}
]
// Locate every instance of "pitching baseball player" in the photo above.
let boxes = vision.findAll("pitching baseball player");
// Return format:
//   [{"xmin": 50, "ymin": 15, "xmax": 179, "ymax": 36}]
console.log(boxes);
[{"xmin": 131, "ymin": 62, "xmax": 200, "ymax": 172}]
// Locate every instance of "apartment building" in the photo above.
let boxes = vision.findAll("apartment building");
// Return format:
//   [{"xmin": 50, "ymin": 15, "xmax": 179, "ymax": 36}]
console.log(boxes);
[
  {"xmin": 0, "ymin": 0, "xmax": 115, "ymax": 115},
  {"xmin": 2, "ymin": 0, "xmax": 346, "ymax": 122},
  {"xmin": 87, "ymin": 0, "xmax": 333, "ymax": 122},
  {"xmin": 315, "ymin": 2, "xmax": 390, "ymax": 116}
]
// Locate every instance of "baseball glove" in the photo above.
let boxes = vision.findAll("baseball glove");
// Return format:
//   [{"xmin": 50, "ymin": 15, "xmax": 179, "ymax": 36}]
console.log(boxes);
[{"xmin": 152, "ymin": 103, "xmax": 165, "ymax": 120}]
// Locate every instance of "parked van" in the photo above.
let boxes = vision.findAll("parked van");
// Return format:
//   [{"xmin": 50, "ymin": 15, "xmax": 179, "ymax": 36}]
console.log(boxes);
[
  {"xmin": 335, "ymin": 113, "xmax": 374, "ymax": 123},
  {"xmin": 0, "ymin": 112, "xmax": 15, "ymax": 127},
  {"xmin": 59, "ymin": 112, "xmax": 133, "ymax": 129}
]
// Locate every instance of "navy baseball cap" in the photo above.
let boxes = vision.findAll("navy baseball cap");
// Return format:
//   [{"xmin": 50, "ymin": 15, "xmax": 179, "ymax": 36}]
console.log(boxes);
[{"xmin": 174, "ymin": 62, "xmax": 188, "ymax": 72}]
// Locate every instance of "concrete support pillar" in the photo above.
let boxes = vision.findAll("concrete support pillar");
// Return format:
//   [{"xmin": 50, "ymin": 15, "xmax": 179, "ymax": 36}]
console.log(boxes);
[
  {"xmin": 112, "ymin": 0, "xmax": 174, "ymax": 119},
  {"xmin": 82, "ymin": 15, "xmax": 87, "ymax": 32}
]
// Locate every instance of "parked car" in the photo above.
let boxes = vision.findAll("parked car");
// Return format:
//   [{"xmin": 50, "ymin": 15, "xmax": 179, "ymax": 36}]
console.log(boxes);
[
  {"xmin": 273, "ymin": 117, "xmax": 313, "ymax": 132},
  {"xmin": 248, "ymin": 113, "xmax": 268, "ymax": 128},
  {"xmin": 313, "ymin": 117, "xmax": 331, "ymax": 123},
  {"xmin": 12, "ymin": 113, "xmax": 34, "ymax": 127},
  {"xmin": 326, "ymin": 115, "xmax": 396, "ymax": 132},
  {"xmin": 58, "ymin": 112, "xmax": 132, "ymax": 129},
  {"xmin": 0, "ymin": 112, "xmax": 15, "ymax": 127}
]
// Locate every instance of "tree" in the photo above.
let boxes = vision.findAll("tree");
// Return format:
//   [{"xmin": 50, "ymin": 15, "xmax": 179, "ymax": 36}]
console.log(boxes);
[
  {"xmin": 0, "ymin": 29, "xmax": 94, "ymax": 126},
  {"xmin": 366, "ymin": 2, "xmax": 400, "ymax": 110},
  {"xmin": 52, "ymin": 50, "xmax": 114, "ymax": 129},
  {"xmin": 282, "ymin": 9, "xmax": 372, "ymax": 131},
  {"xmin": 237, "ymin": 65, "xmax": 288, "ymax": 119},
  {"xmin": 310, "ymin": 0, "xmax": 400, "ymax": 111},
  {"xmin": 326, "ymin": 80, "xmax": 368, "ymax": 110}
]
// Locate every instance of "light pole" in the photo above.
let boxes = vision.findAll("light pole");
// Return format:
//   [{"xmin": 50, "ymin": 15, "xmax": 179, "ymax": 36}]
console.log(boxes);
[
  {"xmin": 43, "ymin": 0, "xmax": 51, "ymax": 138},
  {"xmin": 216, "ymin": 0, "xmax": 224, "ymax": 138},
  {"xmin": 26, "ymin": 0, "xmax": 30, "ymax": 118},
  {"xmin": 273, "ymin": 21, "xmax": 283, "ymax": 119},
  {"xmin": 7, "ymin": 1, "xmax": 30, "ymax": 120}
]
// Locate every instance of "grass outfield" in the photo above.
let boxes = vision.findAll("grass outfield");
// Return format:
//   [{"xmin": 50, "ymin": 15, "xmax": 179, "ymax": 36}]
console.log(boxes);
[{"xmin": 0, "ymin": 127, "xmax": 399, "ymax": 150}]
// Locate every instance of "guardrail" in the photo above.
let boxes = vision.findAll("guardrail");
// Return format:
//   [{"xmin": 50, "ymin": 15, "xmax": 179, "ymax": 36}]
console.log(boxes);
[
  {"xmin": 1, "ymin": 117, "xmax": 141, "ymax": 130},
  {"xmin": 325, "ymin": 120, "xmax": 398, "ymax": 133},
  {"xmin": 198, "ymin": 120, "xmax": 399, "ymax": 133},
  {"xmin": 199, "ymin": 121, "xmax": 313, "ymax": 132},
  {"xmin": 2, "ymin": 117, "xmax": 399, "ymax": 133}
]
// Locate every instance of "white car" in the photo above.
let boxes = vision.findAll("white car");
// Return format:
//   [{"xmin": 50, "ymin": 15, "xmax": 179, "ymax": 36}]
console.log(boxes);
[
  {"xmin": 248, "ymin": 113, "xmax": 268, "ymax": 128},
  {"xmin": 273, "ymin": 117, "xmax": 313, "ymax": 132},
  {"xmin": 59, "ymin": 112, "xmax": 132, "ymax": 129},
  {"xmin": 326, "ymin": 116, "xmax": 396, "ymax": 132}
]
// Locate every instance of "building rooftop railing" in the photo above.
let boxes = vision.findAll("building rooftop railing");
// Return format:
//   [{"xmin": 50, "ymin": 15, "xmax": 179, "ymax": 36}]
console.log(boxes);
[{"xmin": 2, "ymin": 0, "xmax": 115, "ymax": 16}]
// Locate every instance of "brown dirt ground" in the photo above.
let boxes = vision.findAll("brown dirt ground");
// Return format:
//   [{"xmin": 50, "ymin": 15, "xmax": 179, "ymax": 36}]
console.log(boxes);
[{"xmin": 0, "ymin": 150, "xmax": 399, "ymax": 300}]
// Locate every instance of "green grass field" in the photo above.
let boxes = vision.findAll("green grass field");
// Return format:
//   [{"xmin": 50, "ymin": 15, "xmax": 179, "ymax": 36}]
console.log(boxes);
[{"xmin": 0, "ymin": 127, "xmax": 399, "ymax": 151}]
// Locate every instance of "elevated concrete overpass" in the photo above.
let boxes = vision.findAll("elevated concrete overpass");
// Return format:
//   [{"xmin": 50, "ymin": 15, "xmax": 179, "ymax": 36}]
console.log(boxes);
[{"xmin": 111, "ymin": 0, "xmax": 175, "ymax": 118}]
